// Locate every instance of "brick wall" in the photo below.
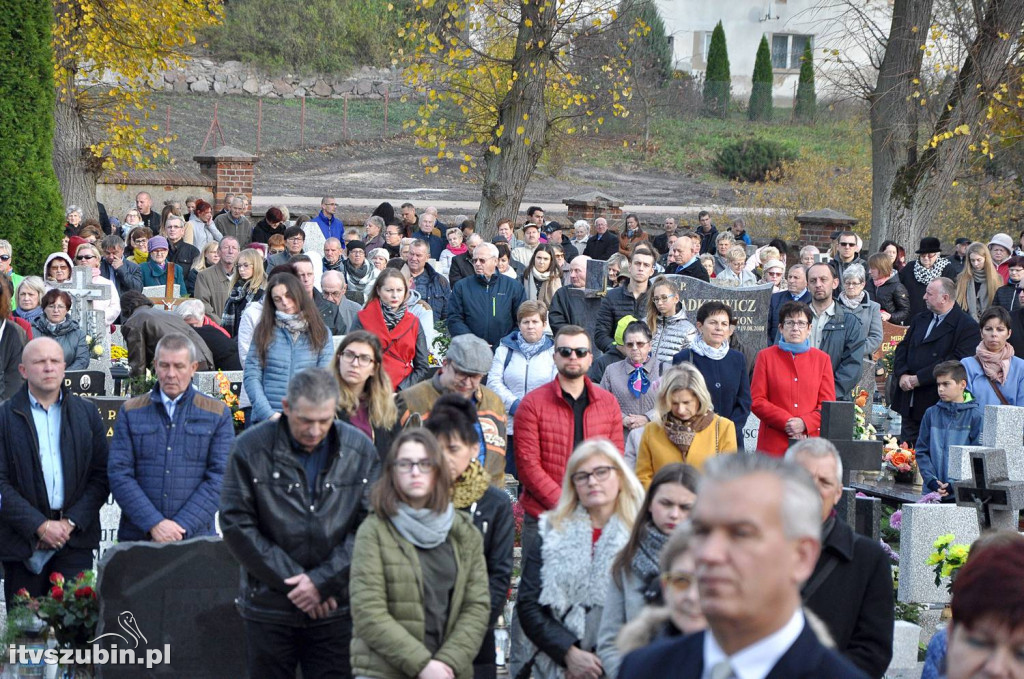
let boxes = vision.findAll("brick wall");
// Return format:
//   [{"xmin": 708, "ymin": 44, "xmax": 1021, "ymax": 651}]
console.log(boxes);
[{"xmin": 567, "ymin": 204, "xmax": 624, "ymax": 223}]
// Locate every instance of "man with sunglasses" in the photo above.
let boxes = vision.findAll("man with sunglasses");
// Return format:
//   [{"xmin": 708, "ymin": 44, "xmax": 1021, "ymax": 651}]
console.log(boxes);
[
  {"xmin": 0, "ymin": 240, "xmax": 23, "ymax": 295},
  {"xmin": 828, "ymin": 231, "xmax": 867, "ymax": 293},
  {"xmin": 513, "ymin": 325, "xmax": 624, "ymax": 555},
  {"xmin": 396, "ymin": 334, "xmax": 508, "ymax": 486}
]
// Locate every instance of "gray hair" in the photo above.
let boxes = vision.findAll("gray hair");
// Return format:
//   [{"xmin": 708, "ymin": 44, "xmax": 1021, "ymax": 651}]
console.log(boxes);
[
  {"xmin": 17, "ymin": 275, "xmax": 46, "ymax": 300},
  {"xmin": 0, "ymin": 239, "xmax": 10, "ymax": 256},
  {"xmin": 842, "ymin": 263, "xmax": 866, "ymax": 284},
  {"xmin": 175, "ymin": 299, "xmax": 206, "ymax": 322},
  {"xmin": 276, "ymin": 205, "xmax": 291, "ymax": 222},
  {"xmin": 286, "ymin": 367, "xmax": 340, "ymax": 407},
  {"xmin": 573, "ymin": 219, "xmax": 591, "ymax": 234},
  {"xmin": 368, "ymin": 247, "xmax": 390, "ymax": 261},
  {"xmin": 219, "ymin": 236, "xmax": 239, "ymax": 252},
  {"xmin": 732, "ymin": 217, "xmax": 745, "ymax": 228},
  {"xmin": 100, "ymin": 234, "xmax": 126, "ymax": 251},
  {"xmin": 784, "ymin": 438, "xmax": 844, "ymax": 488},
  {"xmin": 154, "ymin": 333, "xmax": 197, "ymax": 364},
  {"xmin": 700, "ymin": 454, "xmax": 822, "ymax": 541},
  {"xmin": 365, "ymin": 215, "xmax": 385, "ymax": 231},
  {"xmin": 325, "ymin": 237, "xmax": 342, "ymax": 249},
  {"xmin": 474, "ymin": 242, "xmax": 499, "ymax": 259},
  {"xmin": 799, "ymin": 245, "xmax": 820, "ymax": 258},
  {"xmin": 231, "ymin": 196, "xmax": 245, "ymax": 208},
  {"xmin": 321, "ymin": 270, "xmax": 346, "ymax": 289},
  {"xmin": 715, "ymin": 232, "xmax": 735, "ymax": 246},
  {"xmin": 66, "ymin": 205, "xmax": 83, "ymax": 218},
  {"xmin": 934, "ymin": 276, "xmax": 956, "ymax": 299},
  {"xmin": 164, "ymin": 215, "xmax": 184, "ymax": 229},
  {"xmin": 466, "ymin": 233, "xmax": 484, "ymax": 248},
  {"xmin": 788, "ymin": 264, "xmax": 808, "ymax": 277}
]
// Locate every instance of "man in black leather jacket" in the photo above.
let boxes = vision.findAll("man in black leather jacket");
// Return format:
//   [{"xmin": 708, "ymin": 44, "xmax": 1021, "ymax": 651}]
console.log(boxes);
[{"xmin": 220, "ymin": 368, "xmax": 381, "ymax": 679}]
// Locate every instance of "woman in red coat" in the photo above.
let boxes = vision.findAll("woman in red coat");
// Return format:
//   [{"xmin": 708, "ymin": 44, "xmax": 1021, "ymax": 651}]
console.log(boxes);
[
  {"xmin": 751, "ymin": 300, "xmax": 836, "ymax": 456},
  {"xmin": 349, "ymin": 268, "xmax": 430, "ymax": 391}
]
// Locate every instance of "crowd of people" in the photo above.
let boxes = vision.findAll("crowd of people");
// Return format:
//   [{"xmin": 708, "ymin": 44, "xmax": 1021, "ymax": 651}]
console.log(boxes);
[{"xmin": 2, "ymin": 193, "xmax": 1024, "ymax": 679}]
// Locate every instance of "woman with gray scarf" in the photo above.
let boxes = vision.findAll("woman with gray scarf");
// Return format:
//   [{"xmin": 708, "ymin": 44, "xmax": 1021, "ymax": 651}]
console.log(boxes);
[
  {"xmin": 350, "ymin": 429, "xmax": 490, "ymax": 679},
  {"xmin": 954, "ymin": 242, "xmax": 1002, "ymax": 321},
  {"xmin": 838, "ymin": 264, "xmax": 883, "ymax": 355}
]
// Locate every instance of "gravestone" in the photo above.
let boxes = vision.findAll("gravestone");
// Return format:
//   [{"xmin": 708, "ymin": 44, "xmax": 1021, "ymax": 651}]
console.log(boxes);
[
  {"xmin": 584, "ymin": 258, "xmax": 610, "ymax": 296},
  {"xmin": 949, "ymin": 404, "xmax": 1024, "ymax": 483},
  {"xmin": 95, "ymin": 537, "xmax": 246, "ymax": 678},
  {"xmin": 897, "ymin": 502, "xmax": 980, "ymax": 603},
  {"xmin": 836, "ymin": 488, "xmax": 882, "ymax": 541},
  {"xmin": 62, "ymin": 266, "xmax": 115, "ymax": 394},
  {"xmin": 666, "ymin": 276, "xmax": 774, "ymax": 355},
  {"xmin": 953, "ymin": 447, "xmax": 1024, "ymax": 532},
  {"xmin": 742, "ymin": 412, "xmax": 760, "ymax": 453},
  {"xmin": 64, "ymin": 369, "xmax": 108, "ymax": 396},
  {"xmin": 873, "ymin": 320, "xmax": 907, "ymax": 362},
  {"xmin": 192, "ymin": 370, "xmax": 243, "ymax": 399},
  {"xmin": 888, "ymin": 621, "xmax": 923, "ymax": 673},
  {"xmin": 86, "ymin": 396, "xmax": 128, "ymax": 561},
  {"xmin": 820, "ymin": 401, "xmax": 882, "ymax": 485},
  {"xmin": 302, "ymin": 220, "xmax": 327, "ymax": 257}
]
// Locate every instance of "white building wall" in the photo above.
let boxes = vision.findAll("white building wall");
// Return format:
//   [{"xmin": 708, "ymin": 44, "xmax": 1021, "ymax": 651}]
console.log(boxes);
[{"xmin": 655, "ymin": 0, "xmax": 889, "ymax": 104}]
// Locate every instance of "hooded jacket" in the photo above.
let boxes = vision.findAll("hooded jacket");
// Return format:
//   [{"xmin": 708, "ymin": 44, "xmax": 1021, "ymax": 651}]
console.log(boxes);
[{"xmin": 916, "ymin": 398, "xmax": 983, "ymax": 491}]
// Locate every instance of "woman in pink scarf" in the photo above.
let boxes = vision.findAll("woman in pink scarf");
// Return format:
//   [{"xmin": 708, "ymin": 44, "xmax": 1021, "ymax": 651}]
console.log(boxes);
[
  {"xmin": 438, "ymin": 226, "xmax": 468, "ymax": 277},
  {"xmin": 961, "ymin": 306, "xmax": 1024, "ymax": 407}
]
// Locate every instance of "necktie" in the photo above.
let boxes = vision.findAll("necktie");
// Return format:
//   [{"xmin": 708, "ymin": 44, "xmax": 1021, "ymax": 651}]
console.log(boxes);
[
  {"xmin": 925, "ymin": 313, "xmax": 939, "ymax": 339},
  {"xmin": 709, "ymin": 659, "xmax": 736, "ymax": 679}
]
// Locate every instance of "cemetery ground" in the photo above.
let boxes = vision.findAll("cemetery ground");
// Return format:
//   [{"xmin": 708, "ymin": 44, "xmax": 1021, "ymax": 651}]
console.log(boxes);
[{"xmin": 151, "ymin": 91, "xmax": 868, "ymax": 206}]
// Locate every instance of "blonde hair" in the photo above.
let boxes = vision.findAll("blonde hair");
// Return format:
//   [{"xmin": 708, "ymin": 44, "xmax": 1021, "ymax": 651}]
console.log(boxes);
[
  {"xmin": 655, "ymin": 364, "xmax": 715, "ymax": 421},
  {"xmin": 727, "ymin": 245, "xmax": 747, "ymax": 264},
  {"xmin": 193, "ymin": 241, "xmax": 220, "ymax": 272},
  {"xmin": 547, "ymin": 439, "xmax": 644, "ymax": 532},
  {"xmin": 955, "ymin": 242, "xmax": 1002, "ymax": 312},
  {"xmin": 645, "ymin": 276, "xmax": 681, "ymax": 331},
  {"xmin": 330, "ymin": 330, "xmax": 398, "ymax": 430},
  {"xmin": 230, "ymin": 248, "xmax": 267, "ymax": 294}
]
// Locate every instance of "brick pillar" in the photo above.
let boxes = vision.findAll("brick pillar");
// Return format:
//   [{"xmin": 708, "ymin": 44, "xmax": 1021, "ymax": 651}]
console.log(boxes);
[
  {"xmin": 563, "ymin": 191, "xmax": 625, "ymax": 225},
  {"xmin": 795, "ymin": 209, "xmax": 859, "ymax": 251},
  {"xmin": 194, "ymin": 146, "xmax": 257, "ymax": 212}
]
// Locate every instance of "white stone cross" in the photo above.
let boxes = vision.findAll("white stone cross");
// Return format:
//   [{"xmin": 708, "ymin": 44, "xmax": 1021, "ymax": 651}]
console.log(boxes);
[{"xmin": 60, "ymin": 265, "xmax": 110, "ymax": 334}]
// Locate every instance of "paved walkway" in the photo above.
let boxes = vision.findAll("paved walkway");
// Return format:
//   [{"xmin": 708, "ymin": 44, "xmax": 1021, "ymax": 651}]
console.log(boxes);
[{"xmin": 253, "ymin": 195, "xmax": 780, "ymax": 218}]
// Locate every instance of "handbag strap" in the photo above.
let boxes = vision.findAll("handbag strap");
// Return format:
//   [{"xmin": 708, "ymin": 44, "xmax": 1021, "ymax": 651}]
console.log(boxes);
[{"xmin": 975, "ymin": 356, "xmax": 1010, "ymax": 405}]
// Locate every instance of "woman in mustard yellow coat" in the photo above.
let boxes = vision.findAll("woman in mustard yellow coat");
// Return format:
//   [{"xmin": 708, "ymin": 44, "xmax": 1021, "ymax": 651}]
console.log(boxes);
[{"xmin": 635, "ymin": 363, "xmax": 737, "ymax": 487}]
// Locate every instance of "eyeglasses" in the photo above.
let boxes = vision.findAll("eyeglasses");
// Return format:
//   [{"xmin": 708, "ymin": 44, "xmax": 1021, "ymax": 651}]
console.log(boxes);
[
  {"xmin": 839, "ymin": 242, "xmax": 857, "ymax": 247},
  {"xmin": 624, "ymin": 341, "xmax": 649, "ymax": 349},
  {"xmin": 472, "ymin": 257, "xmax": 492, "ymax": 263},
  {"xmin": 556, "ymin": 347, "xmax": 591, "ymax": 358},
  {"xmin": 394, "ymin": 459, "xmax": 436, "ymax": 474},
  {"xmin": 783, "ymin": 320, "xmax": 809, "ymax": 329},
  {"xmin": 570, "ymin": 465, "xmax": 616, "ymax": 485},
  {"xmin": 660, "ymin": 571, "xmax": 695, "ymax": 593},
  {"xmin": 452, "ymin": 369, "xmax": 482, "ymax": 383},
  {"xmin": 46, "ymin": 304, "xmax": 68, "ymax": 311},
  {"xmin": 75, "ymin": 254, "xmax": 96, "ymax": 261},
  {"xmin": 340, "ymin": 350, "xmax": 374, "ymax": 366},
  {"xmin": 0, "ymin": 255, "xmax": 10, "ymax": 261},
  {"xmin": 236, "ymin": 262, "xmax": 253, "ymax": 269},
  {"xmin": 843, "ymin": 280, "xmax": 865, "ymax": 287},
  {"xmin": 652, "ymin": 295, "xmax": 676, "ymax": 303},
  {"xmin": 286, "ymin": 236, "xmax": 304, "ymax": 243}
]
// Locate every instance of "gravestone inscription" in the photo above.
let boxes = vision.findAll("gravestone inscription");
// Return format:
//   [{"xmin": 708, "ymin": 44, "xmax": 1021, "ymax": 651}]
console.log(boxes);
[
  {"xmin": 64, "ymin": 370, "xmax": 108, "ymax": 396},
  {"xmin": 666, "ymin": 276, "xmax": 774, "ymax": 354},
  {"xmin": 95, "ymin": 537, "xmax": 246, "ymax": 678},
  {"xmin": 820, "ymin": 400, "xmax": 882, "ymax": 485}
]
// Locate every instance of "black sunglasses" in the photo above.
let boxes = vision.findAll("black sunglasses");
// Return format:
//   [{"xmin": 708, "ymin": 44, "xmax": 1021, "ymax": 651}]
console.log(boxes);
[
  {"xmin": 556, "ymin": 347, "xmax": 590, "ymax": 358},
  {"xmin": 0, "ymin": 254, "xmax": 9, "ymax": 261}
]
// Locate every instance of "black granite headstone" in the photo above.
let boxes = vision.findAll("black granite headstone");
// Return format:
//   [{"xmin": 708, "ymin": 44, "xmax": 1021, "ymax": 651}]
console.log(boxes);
[
  {"xmin": 87, "ymin": 396, "xmax": 128, "ymax": 441},
  {"xmin": 584, "ymin": 258, "xmax": 610, "ymax": 297},
  {"xmin": 665, "ymin": 276, "xmax": 774, "ymax": 355},
  {"xmin": 65, "ymin": 370, "xmax": 108, "ymax": 396},
  {"xmin": 95, "ymin": 537, "xmax": 246, "ymax": 678},
  {"xmin": 820, "ymin": 401, "xmax": 882, "ymax": 485},
  {"xmin": 837, "ymin": 487, "xmax": 882, "ymax": 541}
]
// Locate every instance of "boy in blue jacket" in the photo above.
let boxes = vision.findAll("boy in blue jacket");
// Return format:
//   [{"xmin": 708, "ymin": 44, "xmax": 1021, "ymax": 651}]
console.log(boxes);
[{"xmin": 916, "ymin": 360, "xmax": 983, "ymax": 495}]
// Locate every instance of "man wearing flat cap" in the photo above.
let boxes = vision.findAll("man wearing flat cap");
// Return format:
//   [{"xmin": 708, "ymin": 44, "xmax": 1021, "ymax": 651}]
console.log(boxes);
[
  {"xmin": 396, "ymin": 334, "xmax": 508, "ymax": 485},
  {"xmin": 899, "ymin": 237, "xmax": 959, "ymax": 319}
]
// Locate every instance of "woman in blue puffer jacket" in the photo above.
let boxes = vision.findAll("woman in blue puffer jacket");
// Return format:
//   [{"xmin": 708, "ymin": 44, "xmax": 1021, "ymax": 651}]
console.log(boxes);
[{"xmin": 243, "ymin": 272, "xmax": 333, "ymax": 422}]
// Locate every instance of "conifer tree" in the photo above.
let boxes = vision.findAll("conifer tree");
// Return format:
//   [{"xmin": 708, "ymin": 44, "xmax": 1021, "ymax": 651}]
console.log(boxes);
[
  {"xmin": 748, "ymin": 35, "xmax": 774, "ymax": 121},
  {"xmin": 702, "ymin": 21, "xmax": 731, "ymax": 118},
  {"xmin": 795, "ymin": 41, "xmax": 817, "ymax": 121}
]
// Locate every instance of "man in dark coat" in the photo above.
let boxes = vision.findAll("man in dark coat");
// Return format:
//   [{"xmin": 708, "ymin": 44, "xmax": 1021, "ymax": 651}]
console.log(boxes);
[
  {"xmin": 663, "ymin": 231, "xmax": 708, "ymax": 281},
  {"xmin": 221, "ymin": 368, "xmax": 380, "ymax": 679},
  {"xmin": 0, "ymin": 338, "xmax": 109, "ymax": 608},
  {"xmin": 100, "ymin": 234, "xmax": 143, "ymax": 295},
  {"xmin": 447, "ymin": 243, "xmax": 525, "ymax": 349},
  {"xmin": 768, "ymin": 264, "xmax": 811, "ymax": 344},
  {"xmin": 619, "ymin": 454, "xmax": 868, "ymax": 679},
  {"xmin": 787, "ymin": 439, "xmax": 893, "ymax": 679},
  {"xmin": 594, "ymin": 246, "xmax": 656, "ymax": 354},
  {"xmin": 582, "ymin": 217, "xmax": 619, "ymax": 261},
  {"xmin": 548, "ymin": 256, "xmax": 591, "ymax": 336},
  {"xmin": 891, "ymin": 277, "xmax": 980, "ymax": 444},
  {"xmin": 120, "ymin": 291, "xmax": 214, "ymax": 377},
  {"xmin": 695, "ymin": 210, "xmax": 718, "ymax": 255},
  {"xmin": 544, "ymin": 222, "xmax": 578, "ymax": 262}
]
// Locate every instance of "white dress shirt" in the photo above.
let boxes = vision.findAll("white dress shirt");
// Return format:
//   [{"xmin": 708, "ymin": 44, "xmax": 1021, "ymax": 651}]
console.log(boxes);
[{"xmin": 701, "ymin": 609, "xmax": 805, "ymax": 679}]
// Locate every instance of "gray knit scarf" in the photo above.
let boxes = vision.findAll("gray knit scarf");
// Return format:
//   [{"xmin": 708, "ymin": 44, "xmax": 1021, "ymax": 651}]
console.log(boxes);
[
  {"xmin": 391, "ymin": 502, "xmax": 454, "ymax": 548},
  {"xmin": 274, "ymin": 311, "xmax": 308, "ymax": 339},
  {"xmin": 691, "ymin": 334, "xmax": 729, "ymax": 360},
  {"xmin": 381, "ymin": 300, "xmax": 409, "ymax": 330},
  {"xmin": 838, "ymin": 290, "xmax": 865, "ymax": 311},
  {"xmin": 631, "ymin": 523, "xmax": 670, "ymax": 592}
]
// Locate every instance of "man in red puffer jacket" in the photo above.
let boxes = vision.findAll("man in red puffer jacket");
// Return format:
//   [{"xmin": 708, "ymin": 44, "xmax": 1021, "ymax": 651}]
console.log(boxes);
[{"xmin": 514, "ymin": 324, "xmax": 624, "ymax": 554}]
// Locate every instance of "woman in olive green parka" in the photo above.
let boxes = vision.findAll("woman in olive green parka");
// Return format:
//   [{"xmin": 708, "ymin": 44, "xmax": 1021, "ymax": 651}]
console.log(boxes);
[{"xmin": 350, "ymin": 429, "xmax": 491, "ymax": 679}]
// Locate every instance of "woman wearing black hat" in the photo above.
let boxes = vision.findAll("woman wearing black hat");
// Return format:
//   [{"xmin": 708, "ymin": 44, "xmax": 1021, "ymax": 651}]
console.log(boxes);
[{"xmin": 898, "ymin": 237, "xmax": 959, "ymax": 318}]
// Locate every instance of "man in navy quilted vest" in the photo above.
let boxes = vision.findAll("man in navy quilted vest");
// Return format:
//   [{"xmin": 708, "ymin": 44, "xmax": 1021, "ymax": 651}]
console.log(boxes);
[{"xmin": 108, "ymin": 333, "xmax": 233, "ymax": 542}]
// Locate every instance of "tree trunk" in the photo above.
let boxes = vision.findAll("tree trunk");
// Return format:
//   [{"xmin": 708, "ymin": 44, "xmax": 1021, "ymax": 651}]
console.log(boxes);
[
  {"xmin": 870, "ymin": 0, "xmax": 1024, "ymax": 253},
  {"xmin": 53, "ymin": 95, "xmax": 99, "ymax": 220},
  {"xmin": 51, "ymin": 0, "xmax": 99, "ymax": 221},
  {"xmin": 475, "ymin": 2, "xmax": 555, "ymax": 239}
]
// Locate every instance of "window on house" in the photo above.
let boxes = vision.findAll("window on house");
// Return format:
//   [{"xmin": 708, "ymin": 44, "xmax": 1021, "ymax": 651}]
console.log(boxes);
[
  {"xmin": 771, "ymin": 34, "xmax": 812, "ymax": 70},
  {"xmin": 702, "ymin": 31, "xmax": 713, "ymax": 62}
]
